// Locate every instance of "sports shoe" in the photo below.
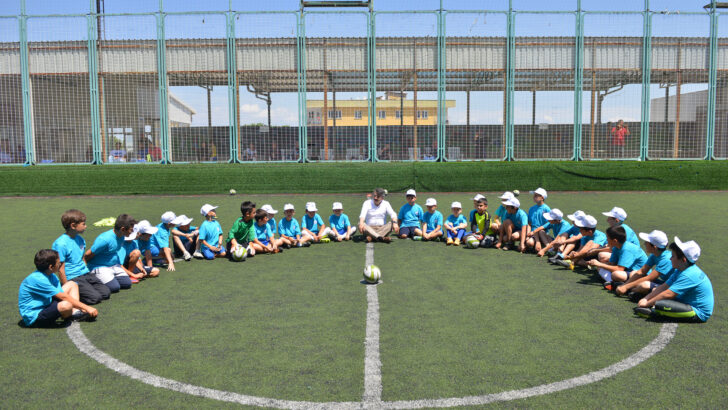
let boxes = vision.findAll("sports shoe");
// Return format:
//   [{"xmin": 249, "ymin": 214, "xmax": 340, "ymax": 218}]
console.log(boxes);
[
  {"xmin": 633, "ymin": 307, "xmax": 653, "ymax": 319},
  {"xmin": 70, "ymin": 310, "xmax": 90, "ymax": 322},
  {"xmin": 556, "ymin": 259, "xmax": 574, "ymax": 270},
  {"xmin": 193, "ymin": 251, "xmax": 204, "ymax": 259},
  {"xmin": 627, "ymin": 291, "xmax": 643, "ymax": 303},
  {"xmin": 454, "ymin": 238, "xmax": 461, "ymax": 246},
  {"xmin": 413, "ymin": 236, "xmax": 423, "ymax": 241},
  {"xmin": 381, "ymin": 236, "xmax": 391, "ymax": 243},
  {"xmin": 183, "ymin": 251, "xmax": 192, "ymax": 261},
  {"xmin": 130, "ymin": 277, "xmax": 140, "ymax": 284},
  {"xmin": 446, "ymin": 238, "xmax": 453, "ymax": 245},
  {"xmin": 320, "ymin": 237, "xmax": 331, "ymax": 243},
  {"xmin": 546, "ymin": 249, "xmax": 557, "ymax": 257},
  {"xmin": 603, "ymin": 281, "xmax": 613, "ymax": 291},
  {"xmin": 612, "ymin": 281, "xmax": 624, "ymax": 291},
  {"xmin": 547, "ymin": 255, "xmax": 562, "ymax": 264},
  {"xmin": 296, "ymin": 242, "xmax": 303, "ymax": 248}
]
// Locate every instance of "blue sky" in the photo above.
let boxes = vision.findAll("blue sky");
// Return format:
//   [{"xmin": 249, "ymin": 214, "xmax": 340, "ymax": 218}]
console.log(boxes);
[{"xmin": 1, "ymin": 0, "xmax": 716, "ymax": 126}]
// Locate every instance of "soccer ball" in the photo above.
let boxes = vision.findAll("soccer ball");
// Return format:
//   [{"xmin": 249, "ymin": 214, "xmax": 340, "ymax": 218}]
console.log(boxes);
[
  {"xmin": 363, "ymin": 264, "xmax": 381, "ymax": 283},
  {"xmin": 513, "ymin": 189, "xmax": 520, "ymax": 197},
  {"xmin": 465, "ymin": 235, "xmax": 480, "ymax": 249},
  {"xmin": 229, "ymin": 189, "xmax": 237, "ymax": 195},
  {"xmin": 231, "ymin": 245, "xmax": 247, "ymax": 261}
]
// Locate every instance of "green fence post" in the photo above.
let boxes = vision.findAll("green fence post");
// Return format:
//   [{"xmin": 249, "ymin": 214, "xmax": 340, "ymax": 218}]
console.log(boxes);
[
  {"xmin": 19, "ymin": 0, "xmax": 35, "ymax": 165},
  {"xmin": 640, "ymin": 0, "xmax": 651, "ymax": 161},
  {"xmin": 87, "ymin": 13, "xmax": 102, "ymax": 164},
  {"xmin": 297, "ymin": 11, "xmax": 308, "ymax": 162},
  {"xmin": 707, "ymin": 0, "xmax": 718, "ymax": 160},
  {"xmin": 227, "ymin": 12, "xmax": 240, "ymax": 163},
  {"xmin": 505, "ymin": 2, "xmax": 514, "ymax": 161},
  {"xmin": 156, "ymin": 9, "xmax": 171, "ymax": 164},
  {"xmin": 437, "ymin": 5, "xmax": 446, "ymax": 161},
  {"xmin": 573, "ymin": 2, "xmax": 584, "ymax": 161},
  {"xmin": 369, "ymin": 10, "xmax": 378, "ymax": 162}
]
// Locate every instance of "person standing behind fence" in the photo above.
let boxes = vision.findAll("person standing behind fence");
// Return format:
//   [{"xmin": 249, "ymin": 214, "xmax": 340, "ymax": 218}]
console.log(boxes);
[{"xmin": 610, "ymin": 120, "xmax": 630, "ymax": 158}]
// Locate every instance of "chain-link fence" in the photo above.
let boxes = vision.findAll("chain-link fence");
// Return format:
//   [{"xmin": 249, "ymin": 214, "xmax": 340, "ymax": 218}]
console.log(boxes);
[{"xmin": 1, "ymin": 2, "xmax": 726, "ymax": 164}]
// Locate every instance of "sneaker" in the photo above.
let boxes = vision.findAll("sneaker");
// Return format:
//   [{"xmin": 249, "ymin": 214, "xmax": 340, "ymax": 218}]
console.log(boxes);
[
  {"xmin": 547, "ymin": 255, "xmax": 562, "ymax": 264},
  {"xmin": 320, "ymin": 237, "xmax": 331, "ymax": 243},
  {"xmin": 413, "ymin": 236, "xmax": 423, "ymax": 241},
  {"xmin": 130, "ymin": 277, "xmax": 140, "ymax": 284},
  {"xmin": 556, "ymin": 259, "xmax": 574, "ymax": 270},
  {"xmin": 546, "ymin": 249, "xmax": 557, "ymax": 257},
  {"xmin": 70, "ymin": 310, "xmax": 90, "ymax": 322},
  {"xmin": 612, "ymin": 281, "xmax": 624, "ymax": 292},
  {"xmin": 296, "ymin": 242, "xmax": 303, "ymax": 248},
  {"xmin": 381, "ymin": 236, "xmax": 391, "ymax": 243},
  {"xmin": 193, "ymin": 251, "xmax": 203, "ymax": 259},
  {"xmin": 183, "ymin": 251, "xmax": 192, "ymax": 261},
  {"xmin": 627, "ymin": 291, "xmax": 643, "ymax": 303},
  {"xmin": 603, "ymin": 281, "xmax": 613, "ymax": 291},
  {"xmin": 454, "ymin": 238, "xmax": 461, "ymax": 246},
  {"xmin": 633, "ymin": 307, "xmax": 653, "ymax": 319},
  {"xmin": 446, "ymin": 238, "xmax": 453, "ymax": 245}
]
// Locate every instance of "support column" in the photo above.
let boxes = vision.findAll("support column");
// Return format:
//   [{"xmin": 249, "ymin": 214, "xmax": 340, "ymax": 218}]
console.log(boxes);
[
  {"xmin": 505, "ymin": 1, "xmax": 515, "ymax": 160},
  {"xmin": 673, "ymin": 71, "xmax": 681, "ymax": 158},
  {"xmin": 226, "ymin": 12, "xmax": 239, "ymax": 163},
  {"xmin": 639, "ymin": 0, "xmax": 652, "ymax": 160},
  {"xmin": 87, "ymin": 14, "xmax": 102, "ymax": 164},
  {"xmin": 322, "ymin": 39, "xmax": 328, "ymax": 160},
  {"xmin": 156, "ymin": 11, "xmax": 171, "ymax": 164},
  {"xmin": 590, "ymin": 70, "xmax": 596, "ymax": 158},
  {"xmin": 412, "ymin": 37, "xmax": 418, "ymax": 160},
  {"xmin": 19, "ymin": 2, "xmax": 36, "ymax": 165},
  {"xmin": 573, "ymin": 2, "xmax": 584, "ymax": 160},
  {"xmin": 706, "ymin": 0, "xmax": 718, "ymax": 159}
]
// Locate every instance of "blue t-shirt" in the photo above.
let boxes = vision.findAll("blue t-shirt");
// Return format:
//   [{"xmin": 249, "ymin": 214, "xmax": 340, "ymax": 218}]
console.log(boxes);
[
  {"xmin": 119, "ymin": 238, "xmax": 139, "ymax": 262},
  {"xmin": 504, "ymin": 209, "xmax": 529, "ymax": 230},
  {"xmin": 494, "ymin": 205, "xmax": 507, "ymax": 221},
  {"xmin": 665, "ymin": 264, "xmax": 714, "ymax": 322},
  {"xmin": 580, "ymin": 230, "xmax": 608, "ymax": 247},
  {"xmin": 136, "ymin": 237, "xmax": 152, "ymax": 255},
  {"xmin": 173, "ymin": 225, "xmax": 198, "ymax": 245},
  {"xmin": 445, "ymin": 214, "xmax": 467, "ymax": 228},
  {"xmin": 87, "ymin": 230, "xmax": 124, "ymax": 270},
  {"xmin": 329, "ymin": 214, "xmax": 351, "ymax": 233},
  {"xmin": 608, "ymin": 241, "xmax": 648, "ymax": 273},
  {"xmin": 199, "ymin": 220, "xmax": 223, "ymax": 252},
  {"xmin": 564, "ymin": 225, "xmax": 581, "ymax": 238},
  {"xmin": 644, "ymin": 250, "xmax": 674, "ymax": 283},
  {"xmin": 267, "ymin": 218, "xmax": 277, "ymax": 236},
  {"xmin": 52, "ymin": 233, "xmax": 88, "ymax": 280},
  {"xmin": 254, "ymin": 222, "xmax": 273, "ymax": 241},
  {"xmin": 302, "ymin": 213, "xmax": 325, "ymax": 233},
  {"xmin": 528, "ymin": 203, "xmax": 551, "ymax": 228},
  {"xmin": 620, "ymin": 223, "xmax": 640, "ymax": 247},
  {"xmin": 278, "ymin": 218, "xmax": 301, "ymax": 237},
  {"xmin": 151, "ymin": 223, "xmax": 171, "ymax": 249},
  {"xmin": 18, "ymin": 271, "xmax": 63, "ymax": 326},
  {"xmin": 422, "ymin": 210, "xmax": 444, "ymax": 232},
  {"xmin": 541, "ymin": 220, "xmax": 572, "ymax": 238},
  {"xmin": 398, "ymin": 203, "xmax": 424, "ymax": 228}
]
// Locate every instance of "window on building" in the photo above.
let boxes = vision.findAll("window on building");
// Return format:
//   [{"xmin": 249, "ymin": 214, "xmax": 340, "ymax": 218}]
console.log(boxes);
[
  {"xmin": 395, "ymin": 110, "xmax": 401, "ymax": 119},
  {"xmin": 416, "ymin": 110, "xmax": 429, "ymax": 119},
  {"xmin": 378, "ymin": 110, "xmax": 386, "ymax": 119},
  {"xmin": 308, "ymin": 111, "xmax": 315, "ymax": 119},
  {"xmin": 354, "ymin": 110, "xmax": 362, "ymax": 119},
  {"xmin": 327, "ymin": 110, "xmax": 342, "ymax": 119}
]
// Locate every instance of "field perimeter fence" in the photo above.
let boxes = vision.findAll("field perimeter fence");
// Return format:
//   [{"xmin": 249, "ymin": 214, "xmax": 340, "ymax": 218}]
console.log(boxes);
[{"xmin": 1, "ymin": 1, "xmax": 726, "ymax": 165}]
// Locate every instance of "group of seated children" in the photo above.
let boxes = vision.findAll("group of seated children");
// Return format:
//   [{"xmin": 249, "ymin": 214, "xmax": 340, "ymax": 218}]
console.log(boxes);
[{"xmin": 18, "ymin": 189, "xmax": 714, "ymax": 327}]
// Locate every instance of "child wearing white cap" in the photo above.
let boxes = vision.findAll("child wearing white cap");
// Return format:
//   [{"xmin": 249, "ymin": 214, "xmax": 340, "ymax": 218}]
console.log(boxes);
[
  {"xmin": 301, "ymin": 202, "xmax": 331, "ymax": 243},
  {"xmin": 251, "ymin": 209, "xmax": 283, "ymax": 254},
  {"xmin": 397, "ymin": 189, "xmax": 424, "ymax": 239},
  {"xmin": 260, "ymin": 205, "xmax": 279, "ymax": 238},
  {"xmin": 586, "ymin": 225, "xmax": 648, "ymax": 290},
  {"xmin": 597, "ymin": 206, "xmax": 640, "ymax": 264},
  {"xmin": 546, "ymin": 210, "xmax": 587, "ymax": 263},
  {"xmin": 527, "ymin": 188, "xmax": 551, "ymax": 240},
  {"xmin": 420, "ymin": 198, "xmax": 443, "ymax": 241},
  {"xmin": 172, "ymin": 215, "xmax": 198, "ymax": 261},
  {"xmin": 124, "ymin": 220, "xmax": 160, "ymax": 279},
  {"xmin": 528, "ymin": 208, "xmax": 570, "ymax": 254},
  {"xmin": 496, "ymin": 197, "xmax": 529, "ymax": 252},
  {"xmin": 615, "ymin": 230, "xmax": 674, "ymax": 300},
  {"xmin": 196, "ymin": 204, "xmax": 226, "ymax": 260},
  {"xmin": 279, "ymin": 204, "xmax": 307, "ymax": 248},
  {"xmin": 151, "ymin": 211, "xmax": 184, "ymax": 271},
  {"xmin": 556, "ymin": 214, "xmax": 608, "ymax": 269},
  {"xmin": 493, "ymin": 192, "xmax": 514, "ymax": 228},
  {"xmin": 635, "ymin": 237, "xmax": 714, "ymax": 322},
  {"xmin": 444, "ymin": 202, "xmax": 468, "ymax": 246},
  {"xmin": 328, "ymin": 202, "xmax": 357, "ymax": 241}
]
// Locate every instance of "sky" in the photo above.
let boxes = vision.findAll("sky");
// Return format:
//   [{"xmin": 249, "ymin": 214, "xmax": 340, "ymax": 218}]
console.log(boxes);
[{"xmin": 0, "ymin": 0, "xmax": 717, "ymax": 126}]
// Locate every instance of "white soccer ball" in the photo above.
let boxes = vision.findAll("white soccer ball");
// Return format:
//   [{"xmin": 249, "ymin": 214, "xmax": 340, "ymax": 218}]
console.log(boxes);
[
  {"xmin": 229, "ymin": 188, "xmax": 237, "ymax": 195},
  {"xmin": 231, "ymin": 245, "xmax": 246, "ymax": 261},
  {"xmin": 465, "ymin": 235, "xmax": 480, "ymax": 249},
  {"xmin": 363, "ymin": 264, "xmax": 381, "ymax": 283},
  {"xmin": 513, "ymin": 189, "xmax": 520, "ymax": 197}
]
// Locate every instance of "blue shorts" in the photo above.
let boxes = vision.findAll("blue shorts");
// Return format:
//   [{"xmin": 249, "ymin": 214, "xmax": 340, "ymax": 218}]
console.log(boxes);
[
  {"xmin": 399, "ymin": 226, "xmax": 418, "ymax": 237},
  {"xmin": 337, "ymin": 227, "xmax": 348, "ymax": 235},
  {"xmin": 133, "ymin": 265, "xmax": 155, "ymax": 275},
  {"xmin": 260, "ymin": 239, "xmax": 270, "ymax": 246},
  {"xmin": 202, "ymin": 246, "xmax": 225, "ymax": 260},
  {"xmin": 148, "ymin": 245, "xmax": 160, "ymax": 257},
  {"xmin": 32, "ymin": 300, "xmax": 61, "ymax": 327},
  {"xmin": 649, "ymin": 280, "xmax": 664, "ymax": 290}
]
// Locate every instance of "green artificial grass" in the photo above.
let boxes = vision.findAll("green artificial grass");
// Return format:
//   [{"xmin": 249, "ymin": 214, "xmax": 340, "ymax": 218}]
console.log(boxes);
[
  {"xmin": 1, "ymin": 160, "xmax": 727, "ymax": 196},
  {"xmin": 0, "ymin": 192, "xmax": 726, "ymax": 408}
]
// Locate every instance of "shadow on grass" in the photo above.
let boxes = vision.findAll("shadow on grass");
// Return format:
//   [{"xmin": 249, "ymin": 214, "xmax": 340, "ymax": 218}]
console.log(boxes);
[{"xmin": 17, "ymin": 319, "xmax": 72, "ymax": 329}]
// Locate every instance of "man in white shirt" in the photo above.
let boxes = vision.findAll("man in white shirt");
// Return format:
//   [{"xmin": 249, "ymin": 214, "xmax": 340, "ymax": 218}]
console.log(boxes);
[{"xmin": 359, "ymin": 188, "xmax": 400, "ymax": 243}]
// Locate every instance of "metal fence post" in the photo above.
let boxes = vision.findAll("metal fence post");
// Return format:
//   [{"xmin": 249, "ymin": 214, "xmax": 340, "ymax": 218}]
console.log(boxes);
[
  {"xmin": 227, "ymin": 12, "xmax": 240, "ymax": 163},
  {"xmin": 19, "ymin": 0, "xmax": 35, "ymax": 165},
  {"xmin": 156, "ymin": 7, "xmax": 171, "ymax": 164},
  {"xmin": 369, "ymin": 10, "xmax": 378, "ymax": 161},
  {"xmin": 297, "ymin": 11, "xmax": 308, "ymax": 162},
  {"xmin": 87, "ymin": 13, "xmax": 102, "ymax": 164},
  {"xmin": 707, "ymin": 0, "xmax": 718, "ymax": 159},
  {"xmin": 573, "ymin": 2, "xmax": 584, "ymax": 161},
  {"xmin": 437, "ymin": 6, "xmax": 446, "ymax": 161},
  {"xmin": 505, "ymin": 2, "xmax": 515, "ymax": 161},
  {"xmin": 640, "ymin": 0, "xmax": 651, "ymax": 161}
]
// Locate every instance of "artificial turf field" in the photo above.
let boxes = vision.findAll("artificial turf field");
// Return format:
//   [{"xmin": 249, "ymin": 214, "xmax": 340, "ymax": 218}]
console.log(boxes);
[{"xmin": 1, "ymin": 191, "xmax": 726, "ymax": 409}]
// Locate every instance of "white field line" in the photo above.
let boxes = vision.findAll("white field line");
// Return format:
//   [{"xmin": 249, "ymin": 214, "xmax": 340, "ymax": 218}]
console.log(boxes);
[{"xmin": 363, "ymin": 242, "xmax": 383, "ymax": 405}]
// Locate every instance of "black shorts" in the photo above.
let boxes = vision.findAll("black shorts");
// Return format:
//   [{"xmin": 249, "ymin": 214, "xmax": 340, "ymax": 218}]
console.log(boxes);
[
  {"xmin": 399, "ymin": 226, "xmax": 418, "ymax": 238},
  {"xmin": 133, "ymin": 265, "xmax": 154, "ymax": 275},
  {"xmin": 32, "ymin": 301, "xmax": 61, "ymax": 327}
]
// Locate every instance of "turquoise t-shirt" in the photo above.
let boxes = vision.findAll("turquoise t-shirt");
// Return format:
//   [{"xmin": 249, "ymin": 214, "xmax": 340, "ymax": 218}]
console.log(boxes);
[
  {"xmin": 173, "ymin": 225, "xmax": 198, "ymax": 245},
  {"xmin": 666, "ymin": 264, "xmax": 714, "ymax": 322},
  {"xmin": 541, "ymin": 220, "xmax": 572, "ymax": 238},
  {"xmin": 302, "ymin": 213, "xmax": 324, "ymax": 233},
  {"xmin": 494, "ymin": 205, "xmax": 507, "ymax": 221},
  {"xmin": 504, "ymin": 209, "xmax": 529, "ymax": 230},
  {"xmin": 267, "ymin": 218, "xmax": 277, "ymax": 236},
  {"xmin": 528, "ymin": 203, "xmax": 551, "ymax": 228},
  {"xmin": 254, "ymin": 222, "xmax": 273, "ymax": 241},
  {"xmin": 278, "ymin": 218, "xmax": 301, "ymax": 237},
  {"xmin": 620, "ymin": 223, "xmax": 640, "ymax": 247},
  {"xmin": 329, "ymin": 214, "xmax": 351, "ymax": 233},
  {"xmin": 398, "ymin": 204, "xmax": 424, "ymax": 228},
  {"xmin": 52, "ymin": 233, "xmax": 88, "ymax": 280},
  {"xmin": 445, "ymin": 214, "xmax": 467, "ymax": 228},
  {"xmin": 565, "ymin": 225, "xmax": 581, "ymax": 237},
  {"xmin": 119, "ymin": 238, "xmax": 139, "ymax": 262},
  {"xmin": 422, "ymin": 210, "xmax": 443, "ymax": 232},
  {"xmin": 199, "ymin": 220, "xmax": 223, "ymax": 252},
  {"xmin": 18, "ymin": 271, "xmax": 63, "ymax": 326},
  {"xmin": 608, "ymin": 241, "xmax": 648, "ymax": 272},
  {"xmin": 151, "ymin": 223, "xmax": 171, "ymax": 249},
  {"xmin": 580, "ymin": 230, "xmax": 607, "ymax": 247},
  {"xmin": 87, "ymin": 230, "xmax": 124, "ymax": 270},
  {"xmin": 136, "ymin": 237, "xmax": 152, "ymax": 255},
  {"xmin": 645, "ymin": 250, "xmax": 674, "ymax": 283}
]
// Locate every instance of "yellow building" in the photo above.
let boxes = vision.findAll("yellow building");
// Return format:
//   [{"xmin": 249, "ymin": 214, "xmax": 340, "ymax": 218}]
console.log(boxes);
[{"xmin": 306, "ymin": 92, "xmax": 455, "ymax": 126}]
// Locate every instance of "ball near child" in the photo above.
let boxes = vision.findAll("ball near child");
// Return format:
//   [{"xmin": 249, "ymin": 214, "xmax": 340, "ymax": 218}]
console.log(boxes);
[
  {"xmin": 465, "ymin": 235, "xmax": 480, "ymax": 248},
  {"xmin": 363, "ymin": 264, "xmax": 381, "ymax": 283},
  {"xmin": 513, "ymin": 189, "xmax": 520, "ymax": 197},
  {"xmin": 231, "ymin": 245, "xmax": 246, "ymax": 261},
  {"xmin": 229, "ymin": 188, "xmax": 237, "ymax": 195}
]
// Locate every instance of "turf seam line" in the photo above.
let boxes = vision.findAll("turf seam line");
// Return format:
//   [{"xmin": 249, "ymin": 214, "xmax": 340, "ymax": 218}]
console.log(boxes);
[{"xmin": 363, "ymin": 242, "xmax": 383, "ymax": 405}]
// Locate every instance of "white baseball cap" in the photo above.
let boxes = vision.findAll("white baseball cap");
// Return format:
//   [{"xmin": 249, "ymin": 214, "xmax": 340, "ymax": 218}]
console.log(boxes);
[
  {"xmin": 176, "ymin": 215, "xmax": 193, "ymax": 226},
  {"xmin": 602, "ymin": 206, "xmax": 627, "ymax": 221},
  {"xmin": 499, "ymin": 191, "xmax": 514, "ymax": 200},
  {"xmin": 567, "ymin": 210, "xmax": 586, "ymax": 221},
  {"xmin": 503, "ymin": 197, "xmax": 520, "ymax": 208},
  {"xmin": 305, "ymin": 202, "xmax": 318, "ymax": 212},
  {"xmin": 473, "ymin": 194, "xmax": 485, "ymax": 201},
  {"xmin": 543, "ymin": 208, "xmax": 563, "ymax": 221},
  {"xmin": 406, "ymin": 189, "xmax": 417, "ymax": 196},
  {"xmin": 674, "ymin": 236, "xmax": 701, "ymax": 263},
  {"xmin": 451, "ymin": 201, "xmax": 462, "ymax": 209},
  {"xmin": 126, "ymin": 220, "xmax": 158, "ymax": 240},
  {"xmin": 574, "ymin": 215, "xmax": 598, "ymax": 229},
  {"xmin": 530, "ymin": 187, "xmax": 548, "ymax": 199},
  {"xmin": 283, "ymin": 203, "xmax": 295, "ymax": 211},
  {"xmin": 200, "ymin": 204, "xmax": 218, "ymax": 216},
  {"xmin": 332, "ymin": 202, "xmax": 343, "ymax": 210},
  {"xmin": 638, "ymin": 230, "xmax": 668, "ymax": 248},
  {"xmin": 161, "ymin": 211, "xmax": 177, "ymax": 224},
  {"xmin": 425, "ymin": 198, "xmax": 437, "ymax": 206},
  {"xmin": 261, "ymin": 204, "xmax": 278, "ymax": 215}
]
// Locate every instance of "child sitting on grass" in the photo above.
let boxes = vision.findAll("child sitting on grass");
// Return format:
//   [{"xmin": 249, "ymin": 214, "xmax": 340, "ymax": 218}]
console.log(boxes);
[
  {"xmin": 397, "ymin": 189, "xmax": 424, "ymax": 239},
  {"xmin": 528, "ymin": 209, "xmax": 570, "ymax": 254},
  {"xmin": 587, "ymin": 226, "xmax": 648, "ymax": 291},
  {"xmin": 302, "ymin": 202, "xmax": 331, "ymax": 243},
  {"xmin": 226, "ymin": 201, "xmax": 256, "ymax": 259},
  {"xmin": 468, "ymin": 197, "xmax": 496, "ymax": 247},
  {"xmin": 544, "ymin": 210, "xmax": 585, "ymax": 262},
  {"xmin": 279, "ymin": 204, "xmax": 307, "ymax": 248},
  {"xmin": 444, "ymin": 202, "xmax": 467, "ymax": 246},
  {"xmin": 172, "ymin": 215, "xmax": 197, "ymax": 261},
  {"xmin": 615, "ymin": 230, "xmax": 674, "ymax": 300},
  {"xmin": 85, "ymin": 214, "xmax": 138, "ymax": 293},
  {"xmin": 151, "ymin": 211, "xmax": 183, "ymax": 271},
  {"xmin": 195, "ymin": 204, "xmax": 226, "ymax": 260},
  {"xmin": 251, "ymin": 209, "xmax": 282, "ymax": 254},
  {"xmin": 420, "ymin": 198, "xmax": 444, "ymax": 241},
  {"xmin": 496, "ymin": 197, "xmax": 528, "ymax": 252},
  {"xmin": 328, "ymin": 202, "xmax": 357, "ymax": 241},
  {"xmin": 556, "ymin": 214, "xmax": 607, "ymax": 270}
]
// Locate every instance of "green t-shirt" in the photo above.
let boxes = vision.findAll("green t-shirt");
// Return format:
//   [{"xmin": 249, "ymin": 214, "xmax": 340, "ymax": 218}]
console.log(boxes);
[{"xmin": 227, "ymin": 217, "xmax": 256, "ymax": 243}]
